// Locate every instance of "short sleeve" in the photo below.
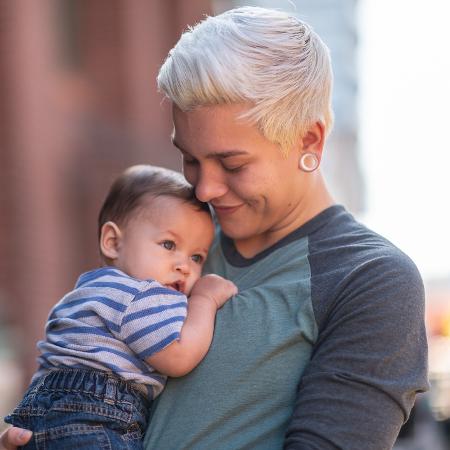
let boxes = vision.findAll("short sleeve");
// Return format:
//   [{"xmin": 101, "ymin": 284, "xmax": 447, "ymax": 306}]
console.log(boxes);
[
  {"xmin": 284, "ymin": 252, "xmax": 429, "ymax": 449},
  {"xmin": 117, "ymin": 282, "xmax": 188, "ymax": 360}
]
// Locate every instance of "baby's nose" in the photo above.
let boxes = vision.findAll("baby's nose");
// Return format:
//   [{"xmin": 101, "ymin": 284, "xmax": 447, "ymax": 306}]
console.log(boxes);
[{"xmin": 175, "ymin": 259, "xmax": 190, "ymax": 275}]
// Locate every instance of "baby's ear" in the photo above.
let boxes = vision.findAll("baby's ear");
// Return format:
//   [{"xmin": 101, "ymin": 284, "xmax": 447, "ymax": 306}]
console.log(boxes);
[{"xmin": 99, "ymin": 221, "xmax": 122, "ymax": 260}]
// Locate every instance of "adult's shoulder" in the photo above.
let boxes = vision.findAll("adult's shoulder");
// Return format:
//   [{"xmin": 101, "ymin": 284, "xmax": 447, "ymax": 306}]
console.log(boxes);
[
  {"xmin": 308, "ymin": 204, "xmax": 421, "ymax": 277},
  {"xmin": 307, "ymin": 205, "xmax": 425, "ymax": 330},
  {"xmin": 287, "ymin": 206, "xmax": 428, "ymax": 449}
]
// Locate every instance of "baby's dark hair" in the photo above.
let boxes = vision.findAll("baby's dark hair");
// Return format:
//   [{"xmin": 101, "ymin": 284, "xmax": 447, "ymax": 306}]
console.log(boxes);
[{"xmin": 98, "ymin": 165, "xmax": 210, "ymax": 239}]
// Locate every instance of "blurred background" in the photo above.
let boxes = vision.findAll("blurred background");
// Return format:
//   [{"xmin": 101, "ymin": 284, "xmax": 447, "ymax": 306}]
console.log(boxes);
[{"xmin": 0, "ymin": 0, "xmax": 449, "ymax": 448}]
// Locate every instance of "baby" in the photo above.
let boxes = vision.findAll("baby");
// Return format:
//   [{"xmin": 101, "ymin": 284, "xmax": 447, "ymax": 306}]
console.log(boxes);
[{"xmin": 4, "ymin": 165, "xmax": 237, "ymax": 449}]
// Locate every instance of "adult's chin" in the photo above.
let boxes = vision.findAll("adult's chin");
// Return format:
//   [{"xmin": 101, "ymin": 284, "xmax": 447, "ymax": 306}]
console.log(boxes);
[
  {"xmin": 215, "ymin": 204, "xmax": 264, "ymax": 241},
  {"xmin": 219, "ymin": 220, "xmax": 258, "ymax": 242}
]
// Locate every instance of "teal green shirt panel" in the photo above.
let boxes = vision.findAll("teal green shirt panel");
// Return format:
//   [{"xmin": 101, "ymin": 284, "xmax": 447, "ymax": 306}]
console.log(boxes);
[{"xmin": 144, "ymin": 235, "xmax": 318, "ymax": 450}]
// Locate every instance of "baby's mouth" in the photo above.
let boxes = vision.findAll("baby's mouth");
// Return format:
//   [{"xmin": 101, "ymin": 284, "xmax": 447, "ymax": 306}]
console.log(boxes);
[{"xmin": 166, "ymin": 281, "xmax": 185, "ymax": 293}]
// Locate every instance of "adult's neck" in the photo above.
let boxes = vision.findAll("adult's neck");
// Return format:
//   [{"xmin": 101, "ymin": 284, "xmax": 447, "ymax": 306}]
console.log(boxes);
[{"xmin": 234, "ymin": 171, "xmax": 334, "ymax": 258}]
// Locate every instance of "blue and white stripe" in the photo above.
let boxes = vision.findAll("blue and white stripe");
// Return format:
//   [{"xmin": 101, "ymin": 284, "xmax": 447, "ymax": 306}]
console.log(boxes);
[{"xmin": 36, "ymin": 267, "xmax": 187, "ymax": 398}]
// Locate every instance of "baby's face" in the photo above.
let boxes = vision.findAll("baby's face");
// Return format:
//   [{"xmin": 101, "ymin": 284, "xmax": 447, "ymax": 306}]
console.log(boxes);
[{"xmin": 114, "ymin": 196, "xmax": 214, "ymax": 295}]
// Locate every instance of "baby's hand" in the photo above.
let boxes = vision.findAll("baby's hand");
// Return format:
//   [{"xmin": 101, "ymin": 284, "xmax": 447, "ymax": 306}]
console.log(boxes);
[{"xmin": 190, "ymin": 274, "xmax": 238, "ymax": 309}]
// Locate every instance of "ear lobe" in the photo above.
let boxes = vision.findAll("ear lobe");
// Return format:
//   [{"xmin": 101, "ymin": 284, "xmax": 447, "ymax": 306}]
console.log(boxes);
[{"xmin": 99, "ymin": 221, "xmax": 122, "ymax": 260}]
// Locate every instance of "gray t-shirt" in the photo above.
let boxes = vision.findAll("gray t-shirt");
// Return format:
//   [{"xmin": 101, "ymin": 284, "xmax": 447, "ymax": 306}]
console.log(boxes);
[{"xmin": 144, "ymin": 205, "xmax": 428, "ymax": 449}]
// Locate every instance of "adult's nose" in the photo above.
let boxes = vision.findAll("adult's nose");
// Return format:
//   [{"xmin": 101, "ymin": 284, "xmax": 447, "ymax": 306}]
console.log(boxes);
[{"xmin": 194, "ymin": 168, "xmax": 228, "ymax": 203}]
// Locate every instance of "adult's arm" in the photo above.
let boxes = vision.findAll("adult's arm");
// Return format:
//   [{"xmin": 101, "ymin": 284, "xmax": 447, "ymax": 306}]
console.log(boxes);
[
  {"xmin": 284, "ymin": 253, "xmax": 428, "ymax": 449},
  {"xmin": 0, "ymin": 427, "xmax": 32, "ymax": 449}
]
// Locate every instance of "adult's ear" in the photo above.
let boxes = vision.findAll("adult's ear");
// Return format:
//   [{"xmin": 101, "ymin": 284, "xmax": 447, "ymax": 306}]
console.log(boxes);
[
  {"xmin": 300, "ymin": 121, "xmax": 326, "ymax": 160},
  {"xmin": 99, "ymin": 221, "xmax": 122, "ymax": 260}
]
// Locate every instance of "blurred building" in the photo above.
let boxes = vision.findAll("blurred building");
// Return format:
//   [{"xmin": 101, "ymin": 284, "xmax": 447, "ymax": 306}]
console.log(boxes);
[{"xmin": 0, "ymin": 0, "xmax": 212, "ymax": 405}]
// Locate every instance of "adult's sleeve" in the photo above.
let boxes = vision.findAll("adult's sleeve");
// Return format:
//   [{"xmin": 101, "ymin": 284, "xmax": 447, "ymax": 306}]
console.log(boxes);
[{"xmin": 284, "ymin": 253, "xmax": 429, "ymax": 450}]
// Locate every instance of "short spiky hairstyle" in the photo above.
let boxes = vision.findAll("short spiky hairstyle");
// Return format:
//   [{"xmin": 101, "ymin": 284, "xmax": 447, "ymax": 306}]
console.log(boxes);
[
  {"xmin": 158, "ymin": 6, "xmax": 334, "ymax": 154},
  {"xmin": 97, "ymin": 165, "xmax": 210, "ymax": 239}
]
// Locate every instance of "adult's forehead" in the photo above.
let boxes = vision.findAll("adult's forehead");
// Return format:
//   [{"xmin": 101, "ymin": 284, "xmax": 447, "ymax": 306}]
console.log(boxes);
[{"xmin": 172, "ymin": 103, "xmax": 252, "ymax": 131}]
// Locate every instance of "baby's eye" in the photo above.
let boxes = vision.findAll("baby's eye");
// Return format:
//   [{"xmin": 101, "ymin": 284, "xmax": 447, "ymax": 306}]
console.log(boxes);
[
  {"xmin": 161, "ymin": 240, "xmax": 175, "ymax": 251},
  {"xmin": 191, "ymin": 254, "xmax": 204, "ymax": 264}
]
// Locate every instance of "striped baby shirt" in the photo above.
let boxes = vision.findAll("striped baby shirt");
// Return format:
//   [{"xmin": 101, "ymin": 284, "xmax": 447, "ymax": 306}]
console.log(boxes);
[{"xmin": 35, "ymin": 267, "xmax": 188, "ymax": 399}]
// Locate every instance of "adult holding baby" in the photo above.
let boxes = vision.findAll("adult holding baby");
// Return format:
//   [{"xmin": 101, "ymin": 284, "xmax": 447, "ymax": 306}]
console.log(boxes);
[{"xmin": 2, "ymin": 6, "xmax": 427, "ymax": 450}]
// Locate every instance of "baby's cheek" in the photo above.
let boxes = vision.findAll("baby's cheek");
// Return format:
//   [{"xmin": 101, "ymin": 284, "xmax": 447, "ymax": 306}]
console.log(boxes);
[
  {"xmin": 188, "ymin": 271, "xmax": 202, "ymax": 295},
  {"xmin": 196, "ymin": 268, "xmax": 204, "ymax": 282}
]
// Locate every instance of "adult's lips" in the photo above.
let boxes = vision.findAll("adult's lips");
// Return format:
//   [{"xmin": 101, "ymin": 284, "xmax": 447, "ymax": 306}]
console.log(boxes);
[{"xmin": 211, "ymin": 203, "xmax": 244, "ymax": 215}]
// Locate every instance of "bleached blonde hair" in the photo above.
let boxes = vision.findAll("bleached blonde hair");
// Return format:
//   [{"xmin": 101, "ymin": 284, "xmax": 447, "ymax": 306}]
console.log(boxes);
[{"xmin": 158, "ymin": 6, "xmax": 334, "ymax": 153}]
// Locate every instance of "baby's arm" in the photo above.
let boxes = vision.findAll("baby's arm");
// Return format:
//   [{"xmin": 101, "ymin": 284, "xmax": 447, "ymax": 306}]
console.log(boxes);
[{"xmin": 146, "ymin": 274, "xmax": 237, "ymax": 377}]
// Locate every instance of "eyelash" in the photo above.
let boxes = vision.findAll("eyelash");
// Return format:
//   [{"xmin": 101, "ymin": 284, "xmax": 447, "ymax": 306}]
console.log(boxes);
[
  {"xmin": 183, "ymin": 157, "xmax": 197, "ymax": 166},
  {"xmin": 161, "ymin": 240, "xmax": 175, "ymax": 250},
  {"xmin": 191, "ymin": 254, "xmax": 204, "ymax": 264},
  {"xmin": 161, "ymin": 241, "xmax": 204, "ymax": 265},
  {"xmin": 222, "ymin": 164, "xmax": 244, "ymax": 173},
  {"xmin": 184, "ymin": 159, "xmax": 244, "ymax": 173},
  {"xmin": 183, "ymin": 155, "xmax": 244, "ymax": 173}
]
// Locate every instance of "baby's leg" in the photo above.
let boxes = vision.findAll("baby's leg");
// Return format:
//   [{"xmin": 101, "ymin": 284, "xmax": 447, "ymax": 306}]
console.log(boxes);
[{"xmin": 5, "ymin": 369, "xmax": 149, "ymax": 450}]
